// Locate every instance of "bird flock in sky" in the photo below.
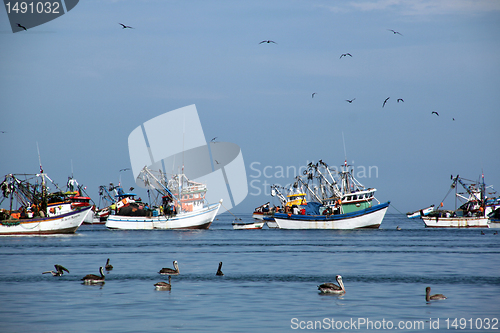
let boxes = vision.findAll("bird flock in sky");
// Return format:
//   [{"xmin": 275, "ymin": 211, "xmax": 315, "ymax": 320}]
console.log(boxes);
[
  {"xmin": 252, "ymin": 28, "xmax": 454, "ymax": 121},
  {"xmin": 12, "ymin": 22, "xmax": 455, "ymax": 122}
]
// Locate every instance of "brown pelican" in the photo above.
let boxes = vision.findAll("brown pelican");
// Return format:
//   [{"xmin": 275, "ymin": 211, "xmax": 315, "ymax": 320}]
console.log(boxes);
[
  {"xmin": 426, "ymin": 287, "xmax": 446, "ymax": 301},
  {"xmin": 318, "ymin": 275, "xmax": 345, "ymax": 294},
  {"xmin": 154, "ymin": 276, "xmax": 171, "ymax": 290},
  {"xmin": 82, "ymin": 267, "xmax": 105, "ymax": 284},
  {"xmin": 159, "ymin": 260, "xmax": 179, "ymax": 275},
  {"xmin": 105, "ymin": 258, "xmax": 113, "ymax": 270},
  {"xmin": 42, "ymin": 264, "xmax": 69, "ymax": 276},
  {"xmin": 216, "ymin": 262, "xmax": 224, "ymax": 276}
]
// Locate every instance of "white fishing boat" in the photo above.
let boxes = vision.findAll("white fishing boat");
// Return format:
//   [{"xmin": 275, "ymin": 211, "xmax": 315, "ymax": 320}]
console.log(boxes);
[
  {"xmin": 105, "ymin": 166, "xmax": 221, "ymax": 230},
  {"xmin": 0, "ymin": 173, "xmax": 92, "ymax": 235},
  {"xmin": 421, "ymin": 174, "xmax": 499, "ymax": 228},
  {"xmin": 273, "ymin": 202, "xmax": 389, "ymax": 229},
  {"xmin": 269, "ymin": 160, "xmax": 390, "ymax": 229},
  {"xmin": 232, "ymin": 220, "xmax": 265, "ymax": 230},
  {"xmin": 406, "ymin": 205, "xmax": 435, "ymax": 219}
]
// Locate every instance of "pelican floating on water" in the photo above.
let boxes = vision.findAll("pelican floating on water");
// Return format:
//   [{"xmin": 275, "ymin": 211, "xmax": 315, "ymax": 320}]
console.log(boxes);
[
  {"xmin": 42, "ymin": 264, "xmax": 69, "ymax": 276},
  {"xmin": 216, "ymin": 262, "xmax": 224, "ymax": 276},
  {"xmin": 82, "ymin": 267, "xmax": 105, "ymax": 284},
  {"xmin": 159, "ymin": 260, "xmax": 179, "ymax": 275},
  {"xmin": 426, "ymin": 286, "xmax": 446, "ymax": 301},
  {"xmin": 318, "ymin": 275, "xmax": 345, "ymax": 294},
  {"xmin": 105, "ymin": 258, "xmax": 113, "ymax": 270},
  {"xmin": 154, "ymin": 276, "xmax": 171, "ymax": 290}
]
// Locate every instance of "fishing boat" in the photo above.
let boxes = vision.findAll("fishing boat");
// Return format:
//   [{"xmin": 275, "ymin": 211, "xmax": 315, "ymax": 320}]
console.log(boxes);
[
  {"xmin": 421, "ymin": 174, "xmax": 499, "ymax": 228},
  {"xmin": 406, "ymin": 205, "xmax": 435, "ymax": 219},
  {"xmin": 0, "ymin": 173, "xmax": 92, "ymax": 235},
  {"xmin": 270, "ymin": 160, "xmax": 390, "ymax": 229},
  {"xmin": 252, "ymin": 186, "xmax": 309, "ymax": 228},
  {"xmin": 105, "ymin": 166, "xmax": 221, "ymax": 230},
  {"xmin": 232, "ymin": 220, "xmax": 265, "ymax": 230}
]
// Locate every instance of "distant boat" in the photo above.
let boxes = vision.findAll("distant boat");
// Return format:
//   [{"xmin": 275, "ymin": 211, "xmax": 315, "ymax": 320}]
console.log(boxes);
[
  {"xmin": 106, "ymin": 167, "xmax": 221, "ymax": 230},
  {"xmin": 232, "ymin": 220, "xmax": 264, "ymax": 230},
  {"xmin": 406, "ymin": 205, "xmax": 435, "ymax": 219},
  {"xmin": 421, "ymin": 174, "xmax": 499, "ymax": 228},
  {"xmin": 0, "ymin": 173, "xmax": 92, "ymax": 235},
  {"xmin": 266, "ymin": 159, "xmax": 390, "ymax": 229}
]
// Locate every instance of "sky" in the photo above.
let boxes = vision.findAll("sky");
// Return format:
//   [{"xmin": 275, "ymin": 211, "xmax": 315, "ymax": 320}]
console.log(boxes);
[{"xmin": 1, "ymin": 0, "xmax": 499, "ymax": 215}]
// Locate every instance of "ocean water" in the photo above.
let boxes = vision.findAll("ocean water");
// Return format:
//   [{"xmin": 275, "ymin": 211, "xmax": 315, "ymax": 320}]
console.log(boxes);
[{"xmin": 0, "ymin": 213, "xmax": 499, "ymax": 332}]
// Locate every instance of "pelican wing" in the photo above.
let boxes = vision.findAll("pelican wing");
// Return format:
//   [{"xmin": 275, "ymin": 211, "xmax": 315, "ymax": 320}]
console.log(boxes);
[
  {"xmin": 318, "ymin": 282, "xmax": 342, "ymax": 290},
  {"xmin": 55, "ymin": 264, "xmax": 69, "ymax": 274}
]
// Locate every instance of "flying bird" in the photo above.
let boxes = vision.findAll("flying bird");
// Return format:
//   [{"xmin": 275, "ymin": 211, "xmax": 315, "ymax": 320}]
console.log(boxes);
[
  {"xmin": 210, "ymin": 137, "xmax": 217, "ymax": 143},
  {"xmin": 432, "ymin": 111, "xmax": 439, "ymax": 116},
  {"xmin": 340, "ymin": 53, "xmax": 352, "ymax": 59},
  {"xmin": 388, "ymin": 29, "xmax": 402, "ymax": 35},
  {"xmin": 259, "ymin": 40, "xmax": 276, "ymax": 44},
  {"xmin": 312, "ymin": 93, "xmax": 316, "ymax": 98},
  {"xmin": 346, "ymin": 98, "xmax": 356, "ymax": 103},
  {"xmin": 17, "ymin": 23, "xmax": 27, "ymax": 31},
  {"xmin": 397, "ymin": 98, "xmax": 404, "ymax": 103},
  {"xmin": 119, "ymin": 23, "xmax": 133, "ymax": 29},
  {"xmin": 382, "ymin": 97, "xmax": 390, "ymax": 108},
  {"xmin": 42, "ymin": 264, "xmax": 69, "ymax": 276},
  {"xmin": 119, "ymin": 168, "xmax": 130, "ymax": 172},
  {"xmin": 215, "ymin": 160, "xmax": 220, "ymax": 165},
  {"xmin": 453, "ymin": 118, "xmax": 455, "ymax": 121}
]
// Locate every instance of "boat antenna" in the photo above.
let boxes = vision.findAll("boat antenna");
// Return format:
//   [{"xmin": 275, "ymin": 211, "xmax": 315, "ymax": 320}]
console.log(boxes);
[
  {"xmin": 36, "ymin": 141, "xmax": 43, "ymax": 174},
  {"xmin": 342, "ymin": 132, "xmax": 347, "ymax": 165}
]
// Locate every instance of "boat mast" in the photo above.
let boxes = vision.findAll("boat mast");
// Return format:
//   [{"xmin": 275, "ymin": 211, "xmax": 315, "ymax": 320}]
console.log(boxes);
[{"xmin": 37, "ymin": 143, "xmax": 47, "ymax": 216}]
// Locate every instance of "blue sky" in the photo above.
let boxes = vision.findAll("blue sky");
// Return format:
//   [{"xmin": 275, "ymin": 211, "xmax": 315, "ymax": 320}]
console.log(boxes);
[{"xmin": 1, "ymin": 0, "xmax": 499, "ymax": 214}]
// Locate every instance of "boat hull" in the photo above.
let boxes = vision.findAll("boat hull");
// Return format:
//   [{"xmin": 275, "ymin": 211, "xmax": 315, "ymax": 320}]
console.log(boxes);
[
  {"xmin": 273, "ymin": 202, "xmax": 390, "ymax": 229},
  {"xmin": 0, "ymin": 206, "xmax": 91, "ymax": 235},
  {"xmin": 105, "ymin": 202, "xmax": 221, "ymax": 230},
  {"xmin": 407, "ymin": 205, "xmax": 434, "ymax": 219},
  {"xmin": 232, "ymin": 221, "xmax": 265, "ymax": 230},
  {"xmin": 422, "ymin": 216, "xmax": 489, "ymax": 228},
  {"xmin": 488, "ymin": 219, "xmax": 500, "ymax": 229},
  {"xmin": 265, "ymin": 219, "xmax": 278, "ymax": 228}
]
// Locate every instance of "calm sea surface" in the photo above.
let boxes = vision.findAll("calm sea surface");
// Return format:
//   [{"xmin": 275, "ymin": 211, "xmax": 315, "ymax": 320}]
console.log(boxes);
[{"xmin": 0, "ymin": 213, "xmax": 499, "ymax": 332}]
